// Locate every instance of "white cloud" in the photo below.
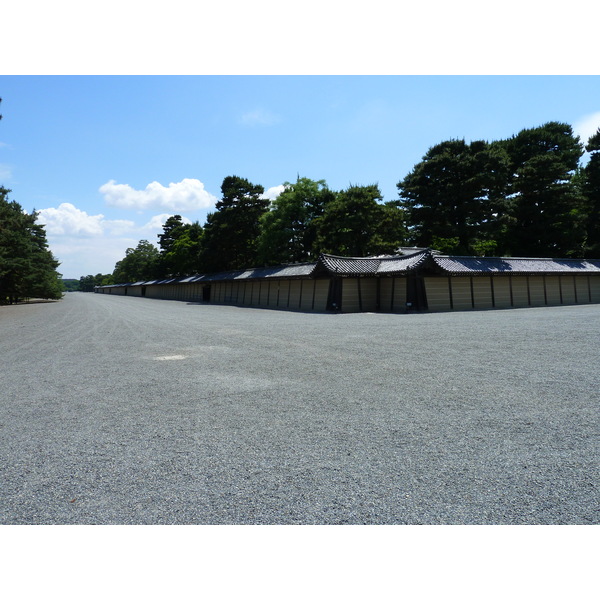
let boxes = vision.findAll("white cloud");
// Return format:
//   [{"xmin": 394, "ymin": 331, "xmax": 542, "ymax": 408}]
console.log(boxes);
[
  {"xmin": 37, "ymin": 203, "xmax": 134, "ymax": 236},
  {"xmin": 36, "ymin": 202, "xmax": 204, "ymax": 278},
  {"xmin": 261, "ymin": 185, "xmax": 286, "ymax": 201},
  {"xmin": 573, "ymin": 112, "xmax": 600, "ymax": 148},
  {"xmin": 239, "ymin": 108, "xmax": 282, "ymax": 127},
  {"xmin": 99, "ymin": 178, "xmax": 218, "ymax": 211}
]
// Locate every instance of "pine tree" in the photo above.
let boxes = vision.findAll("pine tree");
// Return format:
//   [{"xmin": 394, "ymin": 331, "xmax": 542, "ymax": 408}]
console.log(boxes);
[
  {"xmin": 501, "ymin": 122, "xmax": 585, "ymax": 257},
  {"xmin": 581, "ymin": 128, "xmax": 600, "ymax": 257},
  {"xmin": 0, "ymin": 187, "xmax": 62, "ymax": 303},
  {"xmin": 397, "ymin": 139, "xmax": 510, "ymax": 255},
  {"xmin": 199, "ymin": 176, "xmax": 267, "ymax": 272},
  {"xmin": 157, "ymin": 215, "xmax": 203, "ymax": 276}
]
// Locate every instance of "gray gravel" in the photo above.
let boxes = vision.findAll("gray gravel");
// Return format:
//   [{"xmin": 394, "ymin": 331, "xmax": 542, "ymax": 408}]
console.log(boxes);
[{"xmin": 1, "ymin": 293, "xmax": 598, "ymax": 524}]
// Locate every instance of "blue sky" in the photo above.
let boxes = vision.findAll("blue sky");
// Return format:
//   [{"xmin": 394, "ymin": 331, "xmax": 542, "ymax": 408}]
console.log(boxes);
[{"xmin": 2, "ymin": 75, "xmax": 600, "ymax": 278}]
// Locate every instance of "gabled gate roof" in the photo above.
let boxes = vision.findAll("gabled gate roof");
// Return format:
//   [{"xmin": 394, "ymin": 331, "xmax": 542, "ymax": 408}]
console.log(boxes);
[{"xmin": 315, "ymin": 250, "xmax": 432, "ymax": 276}]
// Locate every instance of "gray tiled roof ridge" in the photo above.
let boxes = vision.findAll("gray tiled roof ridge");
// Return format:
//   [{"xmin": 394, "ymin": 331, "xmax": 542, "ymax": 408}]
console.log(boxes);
[
  {"xmin": 95, "ymin": 250, "xmax": 600, "ymax": 289},
  {"xmin": 432, "ymin": 255, "xmax": 600, "ymax": 274},
  {"xmin": 437, "ymin": 254, "xmax": 599, "ymax": 261},
  {"xmin": 318, "ymin": 248, "xmax": 429, "ymax": 261}
]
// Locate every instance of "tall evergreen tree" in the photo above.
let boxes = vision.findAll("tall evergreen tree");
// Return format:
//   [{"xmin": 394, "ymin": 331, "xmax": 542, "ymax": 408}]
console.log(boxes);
[
  {"xmin": 157, "ymin": 215, "xmax": 203, "ymax": 276},
  {"xmin": 158, "ymin": 215, "xmax": 188, "ymax": 255},
  {"xmin": 581, "ymin": 128, "xmax": 600, "ymax": 257},
  {"xmin": 199, "ymin": 175, "xmax": 267, "ymax": 272},
  {"xmin": 397, "ymin": 139, "xmax": 510, "ymax": 255},
  {"xmin": 501, "ymin": 122, "xmax": 585, "ymax": 257},
  {"xmin": 0, "ymin": 187, "xmax": 63, "ymax": 303}
]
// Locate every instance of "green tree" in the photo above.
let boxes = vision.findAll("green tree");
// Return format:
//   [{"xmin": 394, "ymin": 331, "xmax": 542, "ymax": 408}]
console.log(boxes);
[
  {"xmin": 501, "ymin": 122, "xmax": 585, "ymax": 257},
  {"xmin": 0, "ymin": 187, "xmax": 63, "ymax": 303},
  {"xmin": 316, "ymin": 184, "xmax": 405, "ymax": 256},
  {"xmin": 62, "ymin": 279, "xmax": 80, "ymax": 292},
  {"xmin": 158, "ymin": 215, "xmax": 188, "ymax": 254},
  {"xmin": 580, "ymin": 128, "xmax": 600, "ymax": 257},
  {"xmin": 98, "ymin": 273, "xmax": 114, "ymax": 286},
  {"xmin": 397, "ymin": 139, "xmax": 510, "ymax": 255},
  {"xmin": 256, "ymin": 177, "xmax": 336, "ymax": 265},
  {"xmin": 79, "ymin": 273, "xmax": 114, "ymax": 291},
  {"xmin": 157, "ymin": 215, "xmax": 203, "ymax": 276},
  {"xmin": 200, "ymin": 175, "xmax": 268, "ymax": 272},
  {"xmin": 112, "ymin": 240, "xmax": 161, "ymax": 284},
  {"xmin": 78, "ymin": 275, "xmax": 96, "ymax": 292}
]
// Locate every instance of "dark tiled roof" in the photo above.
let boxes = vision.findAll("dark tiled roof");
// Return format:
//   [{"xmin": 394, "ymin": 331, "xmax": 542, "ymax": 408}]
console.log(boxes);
[
  {"xmin": 316, "ymin": 250, "xmax": 431, "ymax": 276},
  {"xmin": 107, "ymin": 263, "xmax": 317, "ymax": 288},
  {"xmin": 95, "ymin": 250, "xmax": 600, "ymax": 290},
  {"xmin": 433, "ymin": 256, "xmax": 600, "ymax": 274},
  {"xmin": 316, "ymin": 254, "xmax": 383, "ymax": 275},
  {"xmin": 376, "ymin": 251, "xmax": 433, "ymax": 274},
  {"xmin": 200, "ymin": 263, "xmax": 316, "ymax": 282}
]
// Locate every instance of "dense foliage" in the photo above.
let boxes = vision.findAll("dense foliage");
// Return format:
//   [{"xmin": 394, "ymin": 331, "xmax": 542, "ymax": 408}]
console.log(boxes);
[
  {"xmin": 0, "ymin": 187, "xmax": 63, "ymax": 304},
  {"xmin": 199, "ymin": 176, "xmax": 269, "ymax": 273},
  {"xmin": 78, "ymin": 273, "xmax": 113, "ymax": 292},
  {"xmin": 97, "ymin": 121, "xmax": 600, "ymax": 285},
  {"xmin": 398, "ymin": 121, "xmax": 598, "ymax": 258},
  {"xmin": 61, "ymin": 279, "xmax": 81, "ymax": 292},
  {"xmin": 581, "ymin": 129, "xmax": 600, "ymax": 256},
  {"xmin": 256, "ymin": 177, "xmax": 334, "ymax": 265},
  {"xmin": 112, "ymin": 240, "xmax": 161, "ymax": 284}
]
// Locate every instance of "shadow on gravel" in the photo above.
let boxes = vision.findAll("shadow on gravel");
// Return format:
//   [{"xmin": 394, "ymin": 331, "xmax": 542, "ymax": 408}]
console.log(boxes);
[{"xmin": 1, "ymin": 299, "xmax": 61, "ymax": 306}]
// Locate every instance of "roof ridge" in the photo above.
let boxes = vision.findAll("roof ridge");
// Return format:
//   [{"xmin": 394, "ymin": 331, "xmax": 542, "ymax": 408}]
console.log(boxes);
[{"xmin": 441, "ymin": 255, "xmax": 596, "ymax": 261}]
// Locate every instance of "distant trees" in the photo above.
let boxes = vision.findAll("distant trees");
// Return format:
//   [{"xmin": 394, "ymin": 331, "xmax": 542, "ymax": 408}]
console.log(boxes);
[
  {"xmin": 112, "ymin": 240, "xmax": 161, "ymax": 284},
  {"xmin": 0, "ymin": 187, "xmax": 63, "ymax": 304},
  {"xmin": 61, "ymin": 279, "xmax": 81, "ymax": 292},
  {"xmin": 109, "ymin": 176, "xmax": 408, "ymax": 281},
  {"xmin": 78, "ymin": 273, "xmax": 114, "ymax": 292},
  {"xmin": 103, "ymin": 120, "xmax": 600, "ymax": 286}
]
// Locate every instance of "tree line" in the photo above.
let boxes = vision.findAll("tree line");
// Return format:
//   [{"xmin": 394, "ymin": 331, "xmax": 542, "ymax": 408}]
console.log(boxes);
[
  {"xmin": 400, "ymin": 121, "xmax": 600, "ymax": 257},
  {"xmin": 87, "ymin": 176, "xmax": 407, "ymax": 287},
  {"xmin": 78, "ymin": 120, "xmax": 599, "ymax": 287},
  {"xmin": 0, "ymin": 187, "xmax": 63, "ymax": 304}
]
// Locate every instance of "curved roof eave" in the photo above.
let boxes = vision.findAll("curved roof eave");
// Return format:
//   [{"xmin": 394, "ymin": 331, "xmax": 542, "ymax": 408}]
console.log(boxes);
[{"xmin": 316, "ymin": 249, "xmax": 434, "ymax": 276}]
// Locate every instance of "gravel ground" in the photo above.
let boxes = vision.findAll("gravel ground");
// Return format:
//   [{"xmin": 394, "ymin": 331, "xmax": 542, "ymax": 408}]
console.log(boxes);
[{"xmin": 0, "ymin": 292, "xmax": 598, "ymax": 524}]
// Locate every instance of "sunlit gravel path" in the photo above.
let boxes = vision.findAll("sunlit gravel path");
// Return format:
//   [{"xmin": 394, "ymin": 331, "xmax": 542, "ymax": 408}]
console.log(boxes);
[{"xmin": 1, "ymin": 293, "xmax": 598, "ymax": 524}]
